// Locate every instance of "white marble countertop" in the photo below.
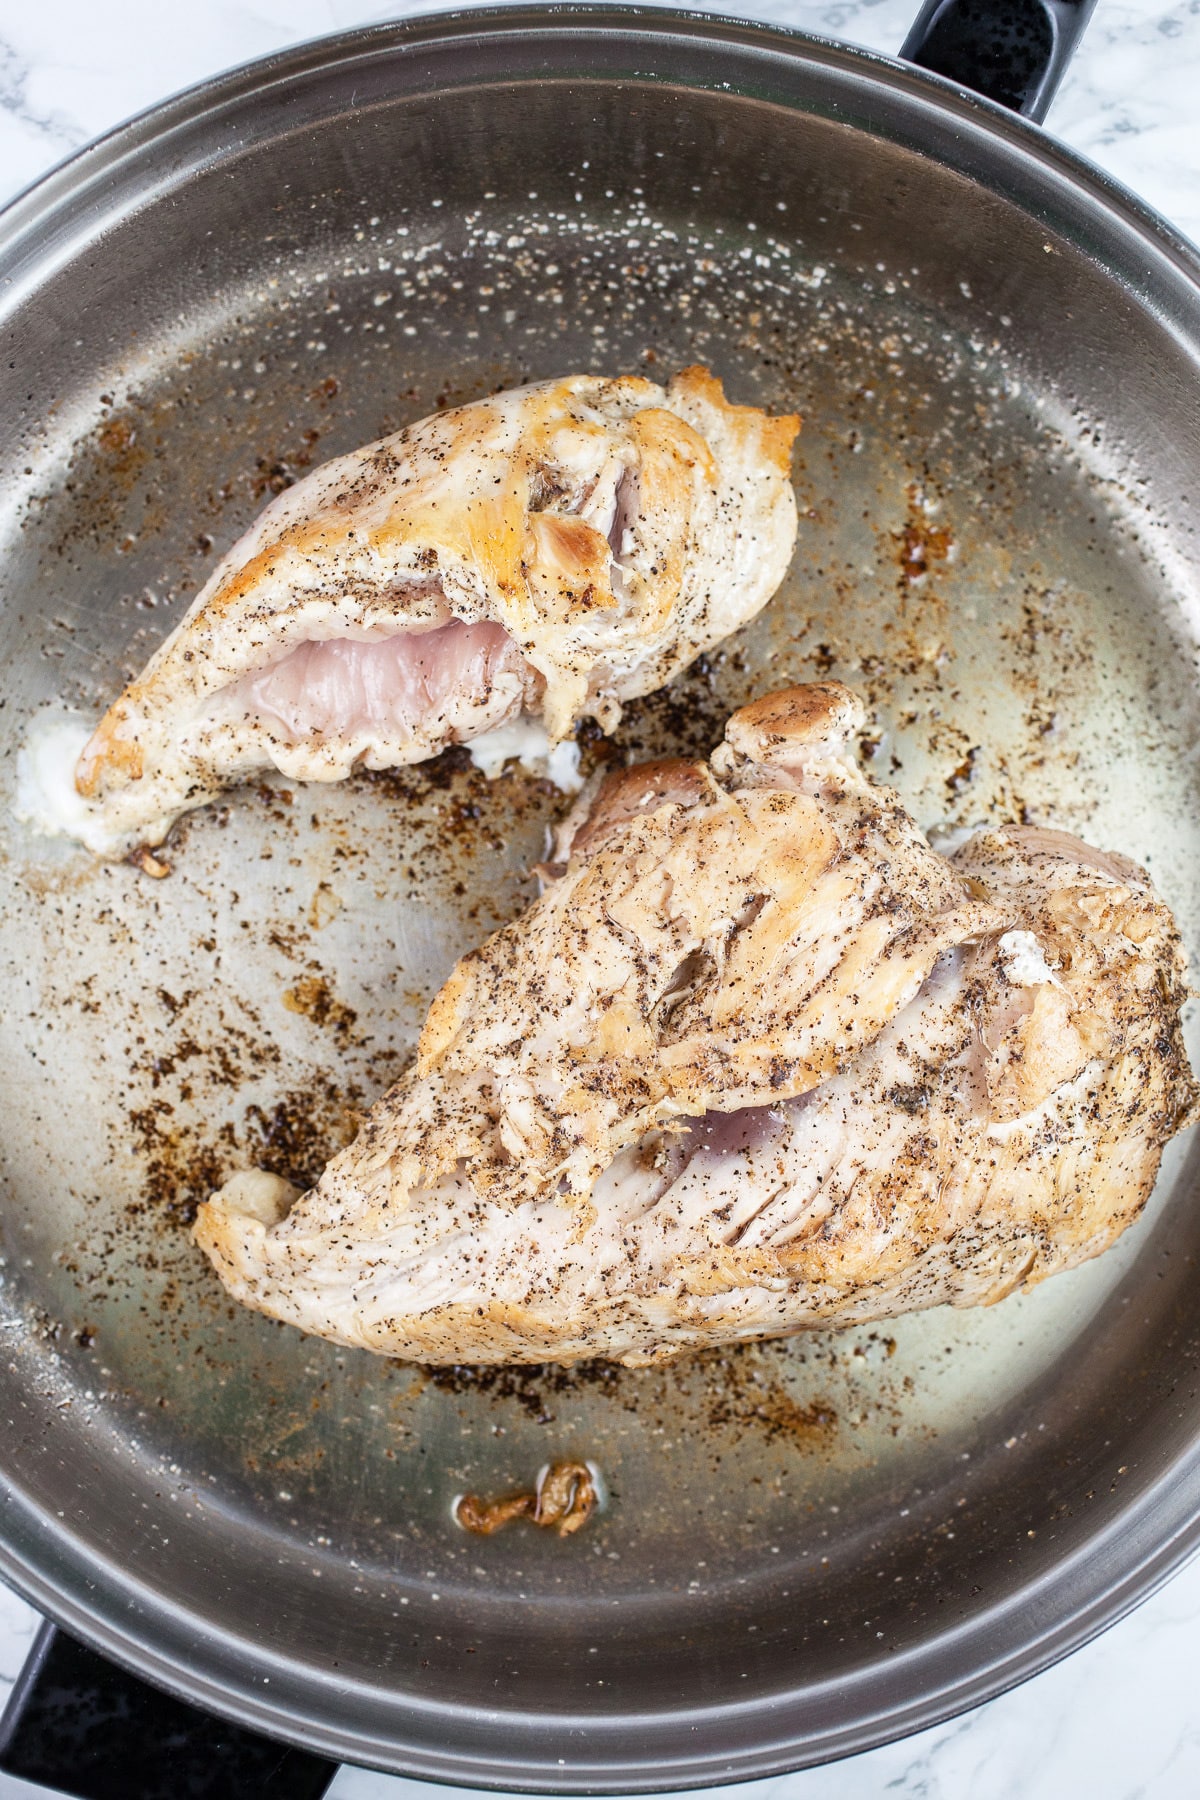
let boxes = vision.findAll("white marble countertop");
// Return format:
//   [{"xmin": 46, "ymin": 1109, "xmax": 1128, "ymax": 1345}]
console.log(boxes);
[{"xmin": 2, "ymin": 2, "xmax": 1200, "ymax": 1796}]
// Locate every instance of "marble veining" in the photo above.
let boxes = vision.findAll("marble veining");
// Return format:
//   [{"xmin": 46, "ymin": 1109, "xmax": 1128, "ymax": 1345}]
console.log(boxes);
[{"xmin": 2, "ymin": 2, "xmax": 1200, "ymax": 1797}]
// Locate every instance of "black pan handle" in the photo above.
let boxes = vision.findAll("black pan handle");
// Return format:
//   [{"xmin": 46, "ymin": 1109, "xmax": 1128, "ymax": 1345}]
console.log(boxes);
[
  {"xmin": 900, "ymin": 0, "xmax": 1100, "ymax": 123},
  {"xmin": 0, "ymin": 1621, "xmax": 339, "ymax": 1800}
]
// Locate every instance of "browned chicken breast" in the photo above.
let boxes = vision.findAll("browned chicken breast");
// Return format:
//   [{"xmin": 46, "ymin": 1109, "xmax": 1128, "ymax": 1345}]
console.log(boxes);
[
  {"xmin": 195, "ymin": 683, "xmax": 1197, "ymax": 1365},
  {"xmin": 72, "ymin": 368, "xmax": 798, "ymax": 852}
]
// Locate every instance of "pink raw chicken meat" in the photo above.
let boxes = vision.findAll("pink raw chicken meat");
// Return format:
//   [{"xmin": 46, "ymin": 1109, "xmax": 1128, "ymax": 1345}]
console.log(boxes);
[{"xmin": 238, "ymin": 621, "xmax": 520, "ymax": 743}]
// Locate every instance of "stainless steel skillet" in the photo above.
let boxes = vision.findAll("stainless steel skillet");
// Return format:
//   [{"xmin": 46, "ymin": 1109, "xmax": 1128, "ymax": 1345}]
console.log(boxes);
[{"xmin": 2, "ymin": 2, "xmax": 1200, "ymax": 1792}]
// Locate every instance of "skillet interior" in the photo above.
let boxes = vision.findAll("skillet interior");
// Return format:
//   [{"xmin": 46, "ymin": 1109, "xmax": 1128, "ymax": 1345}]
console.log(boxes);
[{"xmin": 1, "ymin": 10, "xmax": 1200, "ymax": 1787}]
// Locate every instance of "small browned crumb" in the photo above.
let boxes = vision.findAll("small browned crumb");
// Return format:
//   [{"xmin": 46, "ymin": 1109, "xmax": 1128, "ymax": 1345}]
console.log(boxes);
[
  {"xmin": 97, "ymin": 417, "xmax": 136, "ymax": 456},
  {"xmin": 281, "ymin": 974, "xmax": 357, "ymax": 1039},
  {"xmin": 129, "ymin": 844, "xmax": 171, "ymax": 879},
  {"xmin": 455, "ymin": 1459, "xmax": 598, "ymax": 1538},
  {"xmin": 534, "ymin": 1460, "xmax": 598, "ymax": 1535},
  {"xmin": 455, "ymin": 1490, "xmax": 536, "ymax": 1536},
  {"xmin": 896, "ymin": 483, "xmax": 953, "ymax": 585}
]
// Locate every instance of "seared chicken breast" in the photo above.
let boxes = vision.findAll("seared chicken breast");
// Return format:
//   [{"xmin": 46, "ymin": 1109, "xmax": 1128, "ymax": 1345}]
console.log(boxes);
[
  {"xmin": 196, "ymin": 683, "xmax": 1196, "ymax": 1365},
  {"xmin": 74, "ymin": 368, "xmax": 798, "ymax": 852}
]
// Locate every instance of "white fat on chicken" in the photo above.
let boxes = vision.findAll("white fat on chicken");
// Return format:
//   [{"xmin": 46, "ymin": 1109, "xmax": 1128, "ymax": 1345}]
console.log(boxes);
[
  {"xmin": 69, "ymin": 367, "xmax": 798, "ymax": 853},
  {"xmin": 465, "ymin": 717, "xmax": 583, "ymax": 792},
  {"xmin": 195, "ymin": 683, "xmax": 1197, "ymax": 1365},
  {"xmin": 997, "ymin": 928, "xmax": 1060, "ymax": 988}
]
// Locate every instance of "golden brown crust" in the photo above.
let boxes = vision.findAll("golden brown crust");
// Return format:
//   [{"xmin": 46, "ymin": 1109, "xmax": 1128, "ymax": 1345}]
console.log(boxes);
[
  {"xmin": 524, "ymin": 514, "xmax": 618, "ymax": 620},
  {"xmin": 221, "ymin": 402, "xmax": 523, "ymax": 616},
  {"xmin": 671, "ymin": 365, "xmax": 800, "ymax": 474},
  {"xmin": 724, "ymin": 681, "xmax": 865, "ymax": 763},
  {"xmin": 415, "ymin": 955, "xmax": 478, "ymax": 1066},
  {"xmin": 570, "ymin": 757, "xmax": 714, "ymax": 857},
  {"xmin": 75, "ymin": 724, "xmax": 142, "ymax": 798}
]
